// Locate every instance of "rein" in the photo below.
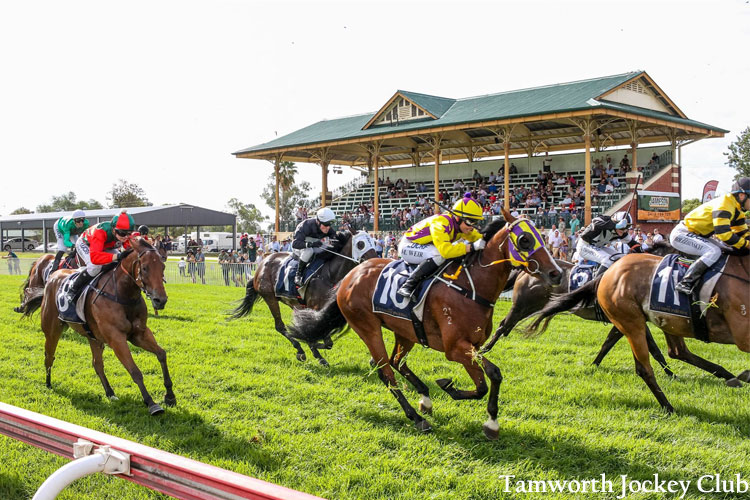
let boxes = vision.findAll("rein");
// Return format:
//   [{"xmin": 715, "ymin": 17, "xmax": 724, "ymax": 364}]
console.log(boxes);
[
  {"xmin": 322, "ymin": 247, "xmax": 360, "ymax": 264},
  {"xmin": 119, "ymin": 246, "xmax": 161, "ymax": 299}
]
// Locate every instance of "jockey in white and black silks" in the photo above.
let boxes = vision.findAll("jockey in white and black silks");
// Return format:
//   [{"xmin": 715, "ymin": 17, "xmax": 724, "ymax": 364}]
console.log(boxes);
[
  {"xmin": 576, "ymin": 211, "xmax": 642, "ymax": 270},
  {"xmin": 670, "ymin": 177, "xmax": 750, "ymax": 294},
  {"xmin": 396, "ymin": 193, "xmax": 486, "ymax": 299},
  {"xmin": 291, "ymin": 207, "xmax": 336, "ymax": 287},
  {"xmin": 52, "ymin": 209, "xmax": 90, "ymax": 272}
]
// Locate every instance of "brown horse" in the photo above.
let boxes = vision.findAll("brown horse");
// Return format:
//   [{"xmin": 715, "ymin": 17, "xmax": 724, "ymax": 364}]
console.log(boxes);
[
  {"xmin": 230, "ymin": 230, "xmax": 378, "ymax": 366},
  {"xmin": 15, "ymin": 253, "xmax": 83, "ymax": 313},
  {"xmin": 20, "ymin": 237, "xmax": 174, "ymax": 415},
  {"xmin": 289, "ymin": 211, "xmax": 563, "ymax": 438},
  {"xmin": 527, "ymin": 252, "xmax": 750, "ymax": 412},
  {"xmin": 482, "ymin": 242, "xmax": 741, "ymax": 384}
]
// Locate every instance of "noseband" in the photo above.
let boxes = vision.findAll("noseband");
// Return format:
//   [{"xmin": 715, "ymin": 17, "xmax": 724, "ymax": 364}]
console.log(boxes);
[{"xmin": 120, "ymin": 246, "xmax": 162, "ymax": 298}]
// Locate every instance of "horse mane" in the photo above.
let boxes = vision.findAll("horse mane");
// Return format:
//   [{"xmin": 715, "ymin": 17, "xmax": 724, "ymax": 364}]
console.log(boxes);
[{"xmin": 480, "ymin": 217, "xmax": 507, "ymax": 242}]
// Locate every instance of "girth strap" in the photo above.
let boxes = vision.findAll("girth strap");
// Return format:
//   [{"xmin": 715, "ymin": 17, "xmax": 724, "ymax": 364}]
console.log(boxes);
[{"xmin": 437, "ymin": 278, "xmax": 495, "ymax": 309}]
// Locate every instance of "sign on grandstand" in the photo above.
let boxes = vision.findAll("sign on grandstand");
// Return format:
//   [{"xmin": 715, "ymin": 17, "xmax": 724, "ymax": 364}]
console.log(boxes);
[{"xmin": 636, "ymin": 190, "xmax": 681, "ymax": 222}]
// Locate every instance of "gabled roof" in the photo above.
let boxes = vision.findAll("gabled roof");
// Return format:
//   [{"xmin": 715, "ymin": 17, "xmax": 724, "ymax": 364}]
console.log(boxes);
[{"xmin": 234, "ymin": 71, "xmax": 726, "ymax": 163}]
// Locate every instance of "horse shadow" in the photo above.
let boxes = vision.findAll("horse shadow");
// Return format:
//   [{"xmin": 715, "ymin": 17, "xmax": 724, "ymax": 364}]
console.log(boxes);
[
  {"xmin": 52, "ymin": 385, "xmax": 284, "ymax": 471},
  {"xmin": 0, "ymin": 471, "xmax": 29, "ymax": 500}
]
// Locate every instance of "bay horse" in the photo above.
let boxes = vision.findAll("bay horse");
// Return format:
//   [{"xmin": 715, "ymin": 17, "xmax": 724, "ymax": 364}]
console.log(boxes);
[
  {"xmin": 527, "ymin": 252, "xmax": 749, "ymax": 412},
  {"xmin": 288, "ymin": 211, "xmax": 563, "ymax": 438},
  {"xmin": 19, "ymin": 237, "xmax": 174, "ymax": 415},
  {"xmin": 14, "ymin": 252, "xmax": 83, "ymax": 313},
  {"xmin": 229, "ymin": 230, "xmax": 378, "ymax": 366},
  {"xmin": 483, "ymin": 242, "xmax": 742, "ymax": 384}
]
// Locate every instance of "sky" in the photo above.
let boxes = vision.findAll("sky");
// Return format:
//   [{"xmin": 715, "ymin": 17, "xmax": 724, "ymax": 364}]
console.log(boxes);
[{"xmin": 1, "ymin": 0, "xmax": 748, "ymax": 222}]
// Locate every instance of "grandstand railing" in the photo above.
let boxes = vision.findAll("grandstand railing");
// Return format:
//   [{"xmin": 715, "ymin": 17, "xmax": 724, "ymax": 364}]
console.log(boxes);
[{"xmin": 0, "ymin": 402, "xmax": 323, "ymax": 500}]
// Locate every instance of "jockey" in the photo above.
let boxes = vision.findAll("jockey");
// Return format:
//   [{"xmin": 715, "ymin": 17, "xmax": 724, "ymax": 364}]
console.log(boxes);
[
  {"xmin": 133, "ymin": 224, "xmax": 153, "ymax": 243},
  {"xmin": 396, "ymin": 193, "xmax": 486, "ymax": 299},
  {"xmin": 66, "ymin": 210, "xmax": 136, "ymax": 303},
  {"xmin": 576, "ymin": 211, "xmax": 642, "ymax": 270},
  {"xmin": 671, "ymin": 177, "xmax": 750, "ymax": 294},
  {"xmin": 52, "ymin": 209, "xmax": 90, "ymax": 272},
  {"xmin": 292, "ymin": 207, "xmax": 335, "ymax": 287}
]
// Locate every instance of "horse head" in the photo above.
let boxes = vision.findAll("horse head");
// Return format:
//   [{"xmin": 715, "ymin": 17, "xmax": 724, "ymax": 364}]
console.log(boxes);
[
  {"xmin": 125, "ymin": 236, "xmax": 168, "ymax": 309},
  {"xmin": 484, "ymin": 209, "xmax": 562, "ymax": 286},
  {"xmin": 351, "ymin": 231, "xmax": 378, "ymax": 262}
]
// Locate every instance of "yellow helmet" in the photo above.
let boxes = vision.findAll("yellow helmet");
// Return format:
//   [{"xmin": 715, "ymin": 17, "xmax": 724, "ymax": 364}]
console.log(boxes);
[{"xmin": 452, "ymin": 193, "xmax": 483, "ymax": 220}]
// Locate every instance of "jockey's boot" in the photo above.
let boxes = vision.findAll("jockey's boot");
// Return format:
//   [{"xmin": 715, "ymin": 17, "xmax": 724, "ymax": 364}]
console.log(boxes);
[
  {"xmin": 397, "ymin": 259, "xmax": 440, "ymax": 300},
  {"xmin": 65, "ymin": 270, "xmax": 94, "ymax": 304},
  {"xmin": 51, "ymin": 251, "xmax": 65, "ymax": 272},
  {"xmin": 675, "ymin": 260, "xmax": 710, "ymax": 295},
  {"xmin": 295, "ymin": 260, "xmax": 309, "ymax": 288}
]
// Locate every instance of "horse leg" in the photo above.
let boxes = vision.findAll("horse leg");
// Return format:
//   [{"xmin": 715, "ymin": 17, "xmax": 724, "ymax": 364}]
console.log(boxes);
[
  {"xmin": 593, "ymin": 327, "xmax": 674, "ymax": 377},
  {"xmin": 266, "ymin": 296, "xmax": 307, "ymax": 362},
  {"xmin": 482, "ymin": 357, "xmax": 503, "ymax": 440},
  {"xmin": 309, "ymin": 345, "xmax": 329, "ymax": 367},
  {"xmin": 363, "ymin": 328, "xmax": 430, "ymax": 432},
  {"xmin": 436, "ymin": 339, "xmax": 489, "ymax": 401},
  {"xmin": 107, "ymin": 335, "xmax": 164, "ymax": 415},
  {"xmin": 390, "ymin": 336, "xmax": 432, "ymax": 414},
  {"xmin": 42, "ymin": 324, "xmax": 63, "ymax": 389},
  {"xmin": 88, "ymin": 339, "xmax": 116, "ymax": 400},
  {"xmin": 622, "ymin": 327, "xmax": 674, "ymax": 413},
  {"xmin": 130, "ymin": 328, "xmax": 176, "ymax": 407},
  {"xmin": 645, "ymin": 326, "xmax": 674, "ymax": 377},
  {"xmin": 593, "ymin": 327, "xmax": 623, "ymax": 366},
  {"xmin": 663, "ymin": 334, "xmax": 738, "ymax": 385}
]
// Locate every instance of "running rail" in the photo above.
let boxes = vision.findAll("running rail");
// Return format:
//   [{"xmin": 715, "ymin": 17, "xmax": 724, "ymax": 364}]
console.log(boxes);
[{"xmin": 0, "ymin": 402, "xmax": 324, "ymax": 500}]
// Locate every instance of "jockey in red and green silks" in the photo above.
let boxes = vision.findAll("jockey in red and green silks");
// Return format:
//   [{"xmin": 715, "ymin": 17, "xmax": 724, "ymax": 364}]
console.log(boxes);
[
  {"xmin": 51, "ymin": 209, "xmax": 90, "ymax": 272},
  {"xmin": 65, "ymin": 209, "xmax": 135, "ymax": 303}
]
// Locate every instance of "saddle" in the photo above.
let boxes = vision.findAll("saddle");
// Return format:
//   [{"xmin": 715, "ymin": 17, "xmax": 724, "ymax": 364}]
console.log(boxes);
[{"xmin": 274, "ymin": 255, "xmax": 325, "ymax": 302}]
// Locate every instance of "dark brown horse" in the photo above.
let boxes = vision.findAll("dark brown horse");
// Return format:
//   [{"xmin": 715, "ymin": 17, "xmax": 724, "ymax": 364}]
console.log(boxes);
[
  {"xmin": 527, "ymin": 252, "xmax": 749, "ymax": 412},
  {"xmin": 20, "ymin": 237, "xmax": 174, "ymax": 415},
  {"xmin": 289, "ymin": 211, "xmax": 563, "ymax": 438},
  {"xmin": 230, "ymin": 230, "xmax": 378, "ymax": 366},
  {"xmin": 15, "ymin": 253, "xmax": 83, "ymax": 313},
  {"xmin": 482, "ymin": 242, "xmax": 740, "ymax": 384}
]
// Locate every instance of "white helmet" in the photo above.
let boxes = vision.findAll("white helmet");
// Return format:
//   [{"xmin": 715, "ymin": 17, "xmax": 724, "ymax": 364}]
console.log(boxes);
[
  {"xmin": 316, "ymin": 207, "xmax": 336, "ymax": 224},
  {"xmin": 613, "ymin": 211, "xmax": 633, "ymax": 230},
  {"xmin": 72, "ymin": 209, "xmax": 86, "ymax": 219}
]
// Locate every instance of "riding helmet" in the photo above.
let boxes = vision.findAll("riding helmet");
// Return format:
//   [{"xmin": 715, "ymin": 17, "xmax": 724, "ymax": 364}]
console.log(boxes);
[{"xmin": 452, "ymin": 193, "xmax": 484, "ymax": 220}]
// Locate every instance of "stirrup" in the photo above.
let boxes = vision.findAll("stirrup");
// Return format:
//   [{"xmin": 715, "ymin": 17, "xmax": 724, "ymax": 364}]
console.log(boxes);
[
  {"xmin": 674, "ymin": 281, "xmax": 695, "ymax": 295},
  {"xmin": 396, "ymin": 286, "xmax": 413, "ymax": 299}
]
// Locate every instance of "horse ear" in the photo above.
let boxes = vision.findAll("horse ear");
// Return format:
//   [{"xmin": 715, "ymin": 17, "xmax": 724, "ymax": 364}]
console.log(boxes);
[{"xmin": 501, "ymin": 207, "xmax": 515, "ymax": 222}]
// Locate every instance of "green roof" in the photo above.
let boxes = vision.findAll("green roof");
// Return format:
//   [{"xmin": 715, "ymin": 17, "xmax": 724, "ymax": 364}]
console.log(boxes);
[{"xmin": 234, "ymin": 71, "xmax": 725, "ymax": 156}]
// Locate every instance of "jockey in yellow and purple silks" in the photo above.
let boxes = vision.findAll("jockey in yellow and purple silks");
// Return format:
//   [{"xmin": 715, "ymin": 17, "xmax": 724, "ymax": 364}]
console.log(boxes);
[{"xmin": 396, "ymin": 193, "xmax": 486, "ymax": 299}]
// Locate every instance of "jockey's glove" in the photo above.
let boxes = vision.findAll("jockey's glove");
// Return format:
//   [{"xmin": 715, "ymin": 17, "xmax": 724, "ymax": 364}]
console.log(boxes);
[
  {"xmin": 473, "ymin": 239, "xmax": 487, "ymax": 251},
  {"xmin": 115, "ymin": 248, "xmax": 134, "ymax": 262},
  {"xmin": 307, "ymin": 241, "xmax": 323, "ymax": 248}
]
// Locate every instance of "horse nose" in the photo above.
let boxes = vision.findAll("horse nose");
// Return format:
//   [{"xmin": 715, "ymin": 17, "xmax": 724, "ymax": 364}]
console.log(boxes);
[
  {"xmin": 548, "ymin": 269, "xmax": 562, "ymax": 285},
  {"xmin": 152, "ymin": 296, "xmax": 168, "ymax": 310}
]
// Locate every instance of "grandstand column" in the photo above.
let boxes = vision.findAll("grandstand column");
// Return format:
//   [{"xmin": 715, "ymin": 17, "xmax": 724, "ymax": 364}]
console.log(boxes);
[
  {"xmin": 584, "ymin": 132, "xmax": 592, "ymax": 224},
  {"xmin": 273, "ymin": 154, "xmax": 281, "ymax": 233},
  {"xmin": 504, "ymin": 141, "xmax": 510, "ymax": 210},
  {"xmin": 434, "ymin": 145, "xmax": 441, "ymax": 213},
  {"xmin": 373, "ymin": 153, "xmax": 380, "ymax": 232},
  {"xmin": 321, "ymin": 159, "xmax": 329, "ymax": 208}
]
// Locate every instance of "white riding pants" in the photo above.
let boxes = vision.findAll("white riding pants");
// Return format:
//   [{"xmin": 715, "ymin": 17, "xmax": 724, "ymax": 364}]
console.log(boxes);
[
  {"xmin": 397, "ymin": 237, "xmax": 446, "ymax": 265},
  {"xmin": 54, "ymin": 224, "xmax": 78, "ymax": 252},
  {"xmin": 669, "ymin": 222, "xmax": 723, "ymax": 267},
  {"xmin": 75, "ymin": 238, "xmax": 116, "ymax": 276},
  {"xmin": 575, "ymin": 239, "xmax": 624, "ymax": 268}
]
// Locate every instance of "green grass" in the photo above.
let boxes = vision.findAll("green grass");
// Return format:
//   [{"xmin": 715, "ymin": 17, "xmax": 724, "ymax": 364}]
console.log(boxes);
[{"xmin": 1, "ymin": 274, "xmax": 749, "ymax": 499}]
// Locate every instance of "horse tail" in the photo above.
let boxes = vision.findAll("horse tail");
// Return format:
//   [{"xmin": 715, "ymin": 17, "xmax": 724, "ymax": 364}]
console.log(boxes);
[
  {"xmin": 525, "ymin": 276, "xmax": 601, "ymax": 336},
  {"xmin": 18, "ymin": 271, "xmax": 32, "ymax": 302},
  {"xmin": 19, "ymin": 288, "xmax": 45, "ymax": 317},
  {"xmin": 228, "ymin": 279, "xmax": 261, "ymax": 319},
  {"xmin": 288, "ymin": 293, "xmax": 347, "ymax": 344}
]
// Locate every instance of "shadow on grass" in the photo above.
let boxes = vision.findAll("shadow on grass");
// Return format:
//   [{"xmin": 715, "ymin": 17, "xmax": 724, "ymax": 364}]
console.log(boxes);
[
  {"xmin": 147, "ymin": 313, "xmax": 195, "ymax": 322},
  {"xmin": 0, "ymin": 471, "xmax": 29, "ymax": 500},
  {"xmin": 51, "ymin": 385, "xmax": 285, "ymax": 472}
]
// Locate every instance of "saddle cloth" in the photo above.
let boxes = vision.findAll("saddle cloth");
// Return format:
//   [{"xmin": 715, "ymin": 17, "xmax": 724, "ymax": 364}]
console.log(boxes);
[
  {"xmin": 56, "ymin": 271, "xmax": 98, "ymax": 324},
  {"xmin": 372, "ymin": 260, "xmax": 438, "ymax": 321},
  {"xmin": 274, "ymin": 255, "xmax": 325, "ymax": 299},
  {"xmin": 648, "ymin": 254, "xmax": 728, "ymax": 318},
  {"xmin": 569, "ymin": 263, "xmax": 598, "ymax": 291},
  {"xmin": 43, "ymin": 256, "xmax": 77, "ymax": 282}
]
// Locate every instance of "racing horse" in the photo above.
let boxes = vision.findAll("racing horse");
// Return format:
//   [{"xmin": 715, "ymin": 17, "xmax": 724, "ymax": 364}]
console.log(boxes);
[
  {"xmin": 19, "ymin": 237, "xmax": 174, "ymax": 415},
  {"xmin": 526, "ymin": 251, "xmax": 749, "ymax": 412},
  {"xmin": 482, "ymin": 242, "xmax": 742, "ymax": 384},
  {"xmin": 288, "ymin": 211, "xmax": 563, "ymax": 438},
  {"xmin": 230, "ymin": 230, "xmax": 378, "ymax": 366},
  {"xmin": 14, "ymin": 252, "xmax": 83, "ymax": 313}
]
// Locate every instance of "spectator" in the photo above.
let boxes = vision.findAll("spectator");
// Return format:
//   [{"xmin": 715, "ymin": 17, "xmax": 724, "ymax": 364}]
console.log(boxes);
[
  {"xmin": 604, "ymin": 181, "xmax": 614, "ymax": 194},
  {"xmin": 271, "ymin": 236, "xmax": 281, "ymax": 253},
  {"xmin": 653, "ymin": 228, "xmax": 664, "ymax": 243},
  {"xmin": 219, "ymin": 250, "xmax": 231, "ymax": 286},
  {"xmin": 195, "ymin": 247, "xmax": 206, "ymax": 284},
  {"xmin": 548, "ymin": 229, "xmax": 563, "ymax": 258},
  {"xmin": 488, "ymin": 171, "xmax": 496, "ymax": 184},
  {"xmin": 248, "ymin": 238, "xmax": 258, "ymax": 270},
  {"xmin": 281, "ymin": 238, "xmax": 292, "ymax": 252},
  {"xmin": 472, "ymin": 169, "xmax": 483, "ymax": 184},
  {"xmin": 3, "ymin": 250, "xmax": 20, "ymax": 275},
  {"xmin": 620, "ymin": 154, "xmax": 630, "ymax": 172},
  {"xmin": 542, "ymin": 152, "xmax": 552, "ymax": 173},
  {"xmin": 178, "ymin": 257, "xmax": 186, "ymax": 277},
  {"xmin": 509, "ymin": 163, "xmax": 518, "ymax": 175},
  {"xmin": 187, "ymin": 251, "xmax": 196, "ymax": 283},
  {"xmin": 568, "ymin": 213, "xmax": 580, "ymax": 235}
]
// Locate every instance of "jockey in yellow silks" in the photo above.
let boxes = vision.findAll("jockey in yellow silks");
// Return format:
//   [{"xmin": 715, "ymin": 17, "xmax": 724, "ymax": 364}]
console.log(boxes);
[
  {"xmin": 670, "ymin": 177, "xmax": 750, "ymax": 294},
  {"xmin": 396, "ymin": 194, "xmax": 486, "ymax": 299}
]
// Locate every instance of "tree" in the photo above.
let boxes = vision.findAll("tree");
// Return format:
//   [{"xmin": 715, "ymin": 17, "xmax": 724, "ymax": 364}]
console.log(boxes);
[
  {"xmin": 682, "ymin": 198, "xmax": 701, "ymax": 215},
  {"xmin": 724, "ymin": 126, "xmax": 750, "ymax": 181},
  {"xmin": 36, "ymin": 191, "xmax": 104, "ymax": 212},
  {"xmin": 226, "ymin": 198, "xmax": 269, "ymax": 234},
  {"xmin": 261, "ymin": 173, "xmax": 315, "ymax": 229},
  {"xmin": 11, "ymin": 207, "xmax": 32, "ymax": 215},
  {"xmin": 107, "ymin": 180, "xmax": 152, "ymax": 208},
  {"xmin": 278, "ymin": 160, "xmax": 298, "ymax": 191}
]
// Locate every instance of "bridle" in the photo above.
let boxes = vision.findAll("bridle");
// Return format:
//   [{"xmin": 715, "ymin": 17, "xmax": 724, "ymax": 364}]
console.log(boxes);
[
  {"xmin": 477, "ymin": 219, "xmax": 546, "ymax": 275},
  {"xmin": 119, "ymin": 245, "xmax": 163, "ymax": 299}
]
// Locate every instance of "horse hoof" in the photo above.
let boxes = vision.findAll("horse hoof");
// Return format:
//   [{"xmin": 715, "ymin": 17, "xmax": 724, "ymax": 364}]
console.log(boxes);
[
  {"xmin": 164, "ymin": 395, "xmax": 177, "ymax": 407},
  {"xmin": 149, "ymin": 403, "xmax": 165, "ymax": 415},
  {"xmin": 483, "ymin": 424, "xmax": 500, "ymax": 441},
  {"xmin": 296, "ymin": 352, "xmax": 307, "ymax": 362},
  {"xmin": 436, "ymin": 378, "xmax": 453, "ymax": 390},
  {"xmin": 419, "ymin": 402, "xmax": 433, "ymax": 415},
  {"xmin": 738, "ymin": 370, "xmax": 750, "ymax": 383},
  {"xmin": 369, "ymin": 358, "xmax": 376, "ymax": 368},
  {"xmin": 415, "ymin": 420, "xmax": 432, "ymax": 433},
  {"xmin": 108, "ymin": 395, "xmax": 119, "ymax": 401},
  {"xmin": 318, "ymin": 358, "xmax": 329, "ymax": 367},
  {"xmin": 725, "ymin": 378, "xmax": 743, "ymax": 388}
]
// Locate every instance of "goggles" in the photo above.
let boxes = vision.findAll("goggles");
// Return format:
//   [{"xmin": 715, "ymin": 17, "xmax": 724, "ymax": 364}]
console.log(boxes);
[
  {"xmin": 115, "ymin": 229, "xmax": 132, "ymax": 237},
  {"xmin": 74, "ymin": 218, "xmax": 85, "ymax": 223},
  {"xmin": 319, "ymin": 220, "xmax": 332, "ymax": 227}
]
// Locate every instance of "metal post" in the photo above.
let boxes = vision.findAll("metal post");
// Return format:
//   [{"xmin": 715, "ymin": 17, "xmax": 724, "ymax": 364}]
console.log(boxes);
[
  {"xmin": 373, "ymin": 154, "xmax": 379, "ymax": 232},
  {"xmin": 504, "ymin": 141, "xmax": 510, "ymax": 210},
  {"xmin": 21, "ymin": 228, "xmax": 25, "ymax": 253},
  {"xmin": 274, "ymin": 156, "xmax": 281, "ymax": 233},
  {"xmin": 42, "ymin": 220, "xmax": 48, "ymax": 253},
  {"xmin": 232, "ymin": 220, "xmax": 237, "ymax": 251},
  {"xmin": 433, "ymin": 144, "xmax": 440, "ymax": 213},
  {"xmin": 584, "ymin": 133, "xmax": 592, "ymax": 225}
]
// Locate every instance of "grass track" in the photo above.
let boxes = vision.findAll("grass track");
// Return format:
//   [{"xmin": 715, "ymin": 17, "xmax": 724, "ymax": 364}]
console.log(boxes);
[{"xmin": 1, "ymin": 274, "xmax": 748, "ymax": 499}]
